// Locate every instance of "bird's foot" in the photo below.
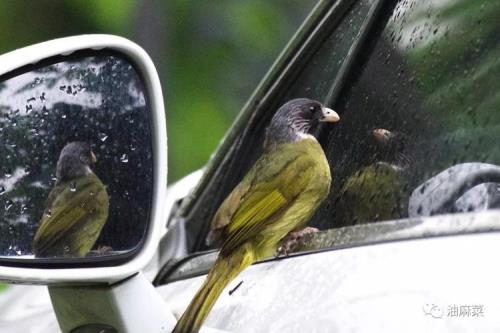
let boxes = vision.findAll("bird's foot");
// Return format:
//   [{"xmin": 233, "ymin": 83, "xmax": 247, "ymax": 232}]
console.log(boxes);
[
  {"xmin": 88, "ymin": 245, "xmax": 114, "ymax": 256},
  {"xmin": 276, "ymin": 227, "xmax": 320, "ymax": 257},
  {"xmin": 96, "ymin": 245, "xmax": 113, "ymax": 254}
]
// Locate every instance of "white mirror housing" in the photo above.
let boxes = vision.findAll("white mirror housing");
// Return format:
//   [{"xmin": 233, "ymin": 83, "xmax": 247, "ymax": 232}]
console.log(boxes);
[{"xmin": 0, "ymin": 34, "xmax": 167, "ymax": 285}]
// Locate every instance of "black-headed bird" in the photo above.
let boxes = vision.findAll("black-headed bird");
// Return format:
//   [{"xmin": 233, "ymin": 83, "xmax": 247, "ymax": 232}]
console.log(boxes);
[
  {"xmin": 32, "ymin": 141, "xmax": 109, "ymax": 257},
  {"xmin": 335, "ymin": 128, "xmax": 410, "ymax": 226},
  {"xmin": 172, "ymin": 98, "xmax": 339, "ymax": 333}
]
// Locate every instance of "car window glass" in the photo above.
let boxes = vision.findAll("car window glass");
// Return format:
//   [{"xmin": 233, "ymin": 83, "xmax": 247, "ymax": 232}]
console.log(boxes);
[{"xmin": 318, "ymin": 0, "xmax": 500, "ymax": 228}]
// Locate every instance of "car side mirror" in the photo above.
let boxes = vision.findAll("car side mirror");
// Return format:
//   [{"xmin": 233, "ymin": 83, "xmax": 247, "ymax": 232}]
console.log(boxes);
[{"xmin": 0, "ymin": 35, "xmax": 172, "ymax": 332}]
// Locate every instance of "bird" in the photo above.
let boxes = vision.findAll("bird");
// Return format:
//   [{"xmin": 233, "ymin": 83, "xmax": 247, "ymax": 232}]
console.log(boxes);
[
  {"xmin": 334, "ymin": 128, "xmax": 410, "ymax": 226},
  {"xmin": 32, "ymin": 141, "xmax": 109, "ymax": 257},
  {"xmin": 172, "ymin": 98, "xmax": 339, "ymax": 333}
]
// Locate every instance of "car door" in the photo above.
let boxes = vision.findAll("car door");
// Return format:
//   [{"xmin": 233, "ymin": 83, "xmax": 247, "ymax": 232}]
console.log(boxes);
[{"xmin": 157, "ymin": 0, "xmax": 500, "ymax": 331}]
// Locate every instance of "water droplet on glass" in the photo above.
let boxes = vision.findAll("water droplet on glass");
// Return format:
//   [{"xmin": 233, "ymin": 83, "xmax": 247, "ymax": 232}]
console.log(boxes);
[
  {"xmin": 98, "ymin": 132, "xmax": 108, "ymax": 142},
  {"xmin": 4, "ymin": 169, "xmax": 12, "ymax": 178},
  {"xmin": 120, "ymin": 154, "xmax": 129, "ymax": 163},
  {"xmin": 4, "ymin": 199, "xmax": 13, "ymax": 211}
]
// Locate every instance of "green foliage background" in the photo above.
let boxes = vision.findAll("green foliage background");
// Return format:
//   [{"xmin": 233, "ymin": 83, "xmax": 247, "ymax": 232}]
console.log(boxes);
[{"xmin": 0, "ymin": 0, "xmax": 316, "ymax": 181}]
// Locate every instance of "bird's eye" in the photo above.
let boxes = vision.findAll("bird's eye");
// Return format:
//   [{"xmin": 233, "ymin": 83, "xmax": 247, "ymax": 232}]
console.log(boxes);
[{"xmin": 309, "ymin": 106, "xmax": 317, "ymax": 113}]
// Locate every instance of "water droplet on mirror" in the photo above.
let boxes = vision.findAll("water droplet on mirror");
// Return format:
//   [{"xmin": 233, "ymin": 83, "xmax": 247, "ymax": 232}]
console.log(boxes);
[
  {"xmin": 4, "ymin": 199, "xmax": 13, "ymax": 211},
  {"xmin": 120, "ymin": 154, "xmax": 129, "ymax": 163},
  {"xmin": 4, "ymin": 169, "xmax": 12, "ymax": 178},
  {"xmin": 98, "ymin": 132, "xmax": 108, "ymax": 142},
  {"xmin": 20, "ymin": 204, "xmax": 28, "ymax": 213}
]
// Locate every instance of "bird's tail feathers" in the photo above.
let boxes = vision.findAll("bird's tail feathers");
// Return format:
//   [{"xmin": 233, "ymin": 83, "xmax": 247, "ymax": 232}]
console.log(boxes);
[{"xmin": 172, "ymin": 245, "xmax": 255, "ymax": 333}]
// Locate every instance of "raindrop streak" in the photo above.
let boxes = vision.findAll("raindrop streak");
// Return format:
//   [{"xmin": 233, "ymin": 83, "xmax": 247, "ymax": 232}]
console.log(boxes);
[
  {"xmin": 120, "ymin": 154, "xmax": 129, "ymax": 163},
  {"xmin": 98, "ymin": 132, "xmax": 109, "ymax": 142}
]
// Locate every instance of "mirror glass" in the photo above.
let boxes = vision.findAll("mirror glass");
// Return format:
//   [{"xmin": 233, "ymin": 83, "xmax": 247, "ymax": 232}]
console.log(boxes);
[{"xmin": 0, "ymin": 50, "xmax": 154, "ymax": 261}]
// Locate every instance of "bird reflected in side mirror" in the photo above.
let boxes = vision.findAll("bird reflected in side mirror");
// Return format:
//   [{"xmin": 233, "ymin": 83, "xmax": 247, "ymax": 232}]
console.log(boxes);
[
  {"xmin": 173, "ymin": 98, "xmax": 339, "ymax": 333},
  {"xmin": 32, "ymin": 142, "xmax": 109, "ymax": 258}
]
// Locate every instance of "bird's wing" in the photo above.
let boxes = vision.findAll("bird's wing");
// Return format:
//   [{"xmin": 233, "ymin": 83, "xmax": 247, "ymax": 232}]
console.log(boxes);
[
  {"xmin": 32, "ymin": 174, "xmax": 108, "ymax": 255},
  {"xmin": 206, "ymin": 177, "xmax": 251, "ymax": 245},
  {"xmin": 216, "ymin": 143, "xmax": 320, "ymax": 255}
]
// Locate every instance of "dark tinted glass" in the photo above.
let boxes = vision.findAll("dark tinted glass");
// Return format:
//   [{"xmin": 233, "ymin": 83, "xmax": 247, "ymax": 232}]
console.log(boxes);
[
  {"xmin": 0, "ymin": 51, "xmax": 153, "ymax": 260},
  {"xmin": 323, "ymin": 0, "xmax": 500, "ymax": 227}
]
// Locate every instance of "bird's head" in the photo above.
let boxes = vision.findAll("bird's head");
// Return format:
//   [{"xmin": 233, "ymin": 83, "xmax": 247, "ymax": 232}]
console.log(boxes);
[
  {"xmin": 371, "ymin": 128, "xmax": 410, "ymax": 168},
  {"xmin": 56, "ymin": 141, "xmax": 96, "ymax": 182},
  {"xmin": 265, "ymin": 98, "xmax": 339, "ymax": 148}
]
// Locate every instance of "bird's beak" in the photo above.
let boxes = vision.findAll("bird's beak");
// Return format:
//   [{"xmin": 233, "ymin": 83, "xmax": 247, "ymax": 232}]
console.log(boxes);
[
  {"xmin": 372, "ymin": 128, "xmax": 392, "ymax": 143},
  {"xmin": 319, "ymin": 107, "xmax": 340, "ymax": 123},
  {"xmin": 90, "ymin": 151, "xmax": 97, "ymax": 164}
]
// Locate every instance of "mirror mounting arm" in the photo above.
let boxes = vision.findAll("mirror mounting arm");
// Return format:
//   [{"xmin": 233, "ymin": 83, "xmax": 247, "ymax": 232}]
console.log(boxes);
[{"xmin": 49, "ymin": 273, "xmax": 176, "ymax": 332}]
